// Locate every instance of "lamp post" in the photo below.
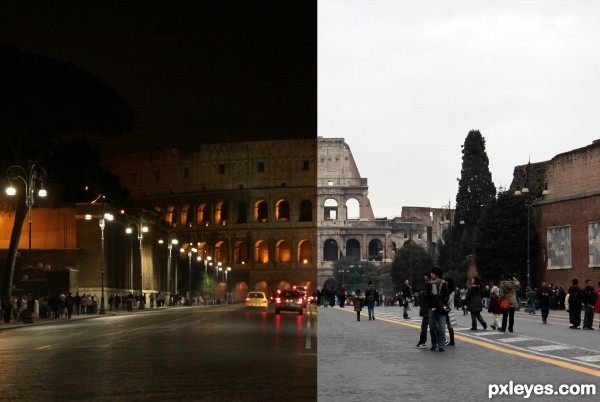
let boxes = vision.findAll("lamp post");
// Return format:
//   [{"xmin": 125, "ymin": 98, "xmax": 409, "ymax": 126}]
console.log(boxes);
[
  {"xmin": 514, "ymin": 160, "xmax": 549, "ymax": 290},
  {"xmin": 125, "ymin": 213, "xmax": 149, "ymax": 307},
  {"xmin": 215, "ymin": 261, "xmax": 222, "ymax": 301},
  {"xmin": 6, "ymin": 162, "xmax": 47, "ymax": 299},
  {"xmin": 85, "ymin": 207, "xmax": 114, "ymax": 315},
  {"xmin": 219, "ymin": 266, "xmax": 231, "ymax": 303},
  {"xmin": 182, "ymin": 246, "xmax": 197, "ymax": 304},
  {"xmin": 159, "ymin": 235, "xmax": 178, "ymax": 305}
]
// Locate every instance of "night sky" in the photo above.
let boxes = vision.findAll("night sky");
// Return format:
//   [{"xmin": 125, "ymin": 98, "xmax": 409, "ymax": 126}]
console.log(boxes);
[{"xmin": 1, "ymin": 0, "xmax": 317, "ymax": 157}]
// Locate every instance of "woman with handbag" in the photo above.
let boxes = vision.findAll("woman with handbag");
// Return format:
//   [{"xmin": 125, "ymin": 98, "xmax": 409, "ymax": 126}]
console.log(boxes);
[
  {"xmin": 499, "ymin": 274, "xmax": 520, "ymax": 333},
  {"xmin": 353, "ymin": 289, "xmax": 365, "ymax": 321},
  {"xmin": 466, "ymin": 276, "xmax": 488, "ymax": 330}
]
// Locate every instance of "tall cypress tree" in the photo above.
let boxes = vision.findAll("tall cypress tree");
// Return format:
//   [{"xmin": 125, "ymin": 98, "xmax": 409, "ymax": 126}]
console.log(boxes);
[{"xmin": 453, "ymin": 130, "xmax": 496, "ymax": 268}]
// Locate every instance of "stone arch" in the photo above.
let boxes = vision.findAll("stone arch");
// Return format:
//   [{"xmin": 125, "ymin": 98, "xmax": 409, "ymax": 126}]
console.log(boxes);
[
  {"xmin": 255, "ymin": 280, "xmax": 268, "ymax": 293},
  {"xmin": 215, "ymin": 201, "xmax": 229, "ymax": 226},
  {"xmin": 346, "ymin": 238, "xmax": 361, "ymax": 259},
  {"xmin": 297, "ymin": 239, "xmax": 313, "ymax": 263},
  {"xmin": 275, "ymin": 199, "xmax": 290, "ymax": 221},
  {"xmin": 214, "ymin": 239, "xmax": 229, "ymax": 265},
  {"xmin": 197, "ymin": 204, "xmax": 210, "ymax": 226},
  {"xmin": 233, "ymin": 239, "xmax": 249, "ymax": 264},
  {"xmin": 275, "ymin": 239, "xmax": 292, "ymax": 263},
  {"xmin": 181, "ymin": 204, "xmax": 193, "ymax": 227},
  {"xmin": 254, "ymin": 240, "xmax": 269, "ymax": 264},
  {"xmin": 166, "ymin": 205, "xmax": 175, "ymax": 227},
  {"xmin": 324, "ymin": 198, "xmax": 338, "ymax": 221},
  {"xmin": 346, "ymin": 198, "xmax": 360, "ymax": 220},
  {"xmin": 368, "ymin": 238, "xmax": 383, "ymax": 261},
  {"xmin": 275, "ymin": 280, "xmax": 291, "ymax": 291},
  {"xmin": 323, "ymin": 238, "xmax": 338, "ymax": 261},
  {"xmin": 255, "ymin": 200, "xmax": 268, "ymax": 223},
  {"xmin": 234, "ymin": 281, "xmax": 248, "ymax": 302}
]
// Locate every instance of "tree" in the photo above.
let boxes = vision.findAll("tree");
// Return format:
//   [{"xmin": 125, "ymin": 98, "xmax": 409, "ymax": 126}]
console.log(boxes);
[
  {"xmin": 1, "ymin": 47, "xmax": 134, "ymax": 299},
  {"xmin": 452, "ymin": 130, "xmax": 496, "ymax": 272},
  {"xmin": 390, "ymin": 242, "xmax": 434, "ymax": 292},
  {"xmin": 473, "ymin": 191, "xmax": 537, "ymax": 285}
]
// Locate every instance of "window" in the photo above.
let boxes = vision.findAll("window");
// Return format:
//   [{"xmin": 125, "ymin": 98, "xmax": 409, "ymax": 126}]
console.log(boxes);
[
  {"xmin": 219, "ymin": 164, "xmax": 225, "ymax": 174},
  {"xmin": 258, "ymin": 162, "xmax": 265, "ymax": 172},
  {"xmin": 155, "ymin": 169, "xmax": 160, "ymax": 181},
  {"xmin": 184, "ymin": 167, "xmax": 189, "ymax": 178},
  {"xmin": 302, "ymin": 160, "xmax": 309, "ymax": 170}
]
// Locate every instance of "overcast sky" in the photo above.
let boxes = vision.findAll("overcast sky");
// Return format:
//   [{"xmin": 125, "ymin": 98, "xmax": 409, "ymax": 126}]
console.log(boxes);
[{"xmin": 319, "ymin": 0, "xmax": 600, "ymax": 218}]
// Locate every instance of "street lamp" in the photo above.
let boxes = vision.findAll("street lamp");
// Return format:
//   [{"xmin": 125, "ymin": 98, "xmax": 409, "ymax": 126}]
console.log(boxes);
[
  {"xmin": 215, "ymin": 261, "xmax": 222, "ymax": 301},
  {"xmin": 158, "ymin": 235, "xmax": 178, "ymax": 305},
  {"xmin": 125, "ymin": 213, "xmax": 149, "ymax": 307},
  {"xmin": 440, "ymin": 200, "xmax": 464, "ymax": 273},
  {"xmin": 85, "ymin": 207, "xmax": 114, "ymax": 314},
  {"xmin": 219, "ymin": 266, "xmax": 231, "ymax": 303},
  {"xmin": 6, "ymin": 162, "xmax": 47, "ymax": 300},
  {"xmin": 514, "ymin": 160, "xmax": 549, "ymax": 290},
  {"xmin": 181, "ymin": 246, "xmax": 197, "ymax": 304}
]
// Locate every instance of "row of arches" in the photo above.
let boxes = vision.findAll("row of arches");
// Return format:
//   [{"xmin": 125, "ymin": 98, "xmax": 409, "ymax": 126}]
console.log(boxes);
[
  {"xmin": 157, "ymin": 199, "xmax": 314, "ymax": 228},
  {"xmin": 178, "ymin": 238, "xmax": 315, "ymax": 265},
  {"xmin": 324, "ymin": 198, "xmax": 361, "ymax": 220}
]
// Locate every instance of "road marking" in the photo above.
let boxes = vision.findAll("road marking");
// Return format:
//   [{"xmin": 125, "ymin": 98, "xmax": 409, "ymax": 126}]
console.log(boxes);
[
  {"xmin": 528, "ymin": 345, "xmax": 572, "ymax": 352},
  {"xmin": 574, "ymin": 355, "xmax": 600, "ymax": 362},
  {"xmin": 497, "ymin": 337, "xmax": 530, "ymax": 343},
  {"xmin": 328, "ymin": 306, "xmax": 600, "ymax": 379},
  {"xmin": 471, "ymin": 332, "xmax": 503, "ymax": 336}
]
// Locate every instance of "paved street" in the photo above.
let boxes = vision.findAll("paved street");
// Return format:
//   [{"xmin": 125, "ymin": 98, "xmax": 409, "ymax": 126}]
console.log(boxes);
[
  {"xmin": 318, "ymin": 305, "xmax": 600, "ymax": 402},
  {"xmin": 0, "ymin": 303, "xmax": 317, "ymax": 401}
]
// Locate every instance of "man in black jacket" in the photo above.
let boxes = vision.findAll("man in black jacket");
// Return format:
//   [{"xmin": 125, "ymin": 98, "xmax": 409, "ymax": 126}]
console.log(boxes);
[
  {"xmin": 426, "ymin": 267, "xmax": 450, "ymax": 352},
  {"xmin": 568, "ymin": 278, "xmax": 583, "ymax": 329},
  {"xmin": 582, "ymin": 279, "xmax": 597, "ymax": 330},
  {"xmin": 401, "ymin": 279, "xmax": 412, "ymax": 319}
]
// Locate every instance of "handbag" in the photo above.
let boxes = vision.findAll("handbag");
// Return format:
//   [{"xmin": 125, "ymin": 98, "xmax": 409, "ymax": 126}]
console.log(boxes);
[
  {"xmin": 439, "ymin": 302, "xmax": 451, "ymax": 314},
  {"xmin": 499, "ymin": 297, "xmax": 509, "ymax": 310}
]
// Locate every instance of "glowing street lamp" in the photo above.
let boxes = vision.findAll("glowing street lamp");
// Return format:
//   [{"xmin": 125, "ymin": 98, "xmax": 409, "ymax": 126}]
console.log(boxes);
[
  {"xmin": 126, "ymin": 214, "xmax": 149, "ymax": 306},
  {"xmin": 85, "ymin": 207, "xmax": 114, "ymax": 314}
]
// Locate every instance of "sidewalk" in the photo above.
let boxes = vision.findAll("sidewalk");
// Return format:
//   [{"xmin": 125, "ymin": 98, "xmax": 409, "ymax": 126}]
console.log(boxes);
[{"xmin": 0, "ymin": 305, "xmax": 179, "ymax": 330}]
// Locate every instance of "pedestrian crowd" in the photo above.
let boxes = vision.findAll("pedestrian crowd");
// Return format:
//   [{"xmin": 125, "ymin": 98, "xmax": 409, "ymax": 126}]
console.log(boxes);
[{"xmin": 316, "ymin": 270, "xmax": 600, "ymax": 354}]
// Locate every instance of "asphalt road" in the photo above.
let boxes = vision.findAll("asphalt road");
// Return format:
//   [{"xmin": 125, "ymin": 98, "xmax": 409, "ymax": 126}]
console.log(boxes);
[
  {"xmin": 0, "ymin": 304, "xmax": 317, "ymax": 401},
  {"xmin": 317, "ymin": 305, "xmax": 600, "ymax": 402}
]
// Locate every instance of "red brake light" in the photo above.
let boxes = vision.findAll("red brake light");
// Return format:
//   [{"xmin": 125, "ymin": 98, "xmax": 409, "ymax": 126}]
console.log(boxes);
[
  {"xmin": 297, "ymin": 298, "xmax": 303, "ymax": 304},
  {"xmin": 275, "ymin": 297, "xmax": 282, "ymax": 304}
]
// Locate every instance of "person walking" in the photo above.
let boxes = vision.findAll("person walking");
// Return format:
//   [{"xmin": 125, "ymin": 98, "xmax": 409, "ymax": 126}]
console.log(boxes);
[
  {"xmin": 488, "ymin": 286, "xmax": 502, "ymax": 330},
  {"xmin": 582, "ymin": 279, "xmax": 597, "ymax": 330},
  {"xmin": 537, "ymin": 282, "xmax": 551, "ymax": 324},
  {"xmin": 465, "ymin": 276, "xmax": 487, "ymax": 330},
  {"xmin": 364, "ymin": 281, "xmax": 378, "ymax": 321},
  {"xmin": 526, "ymin": 287, "xmax": 538, "ymax": 315},
  {"xmin": 416, "ymin": 274, "xmax": 431, "ymax": 348},
  {"xmin": 499, "ymin": 274, "xmax": 520, "ymax": 333},
  {"xmin": 568, "ymin": 278, "xmax": 583, "ymax": 329},
  {"xmin": 401, "ymin": 279, "xmax": 412, "ymax": 319},
  {"xmin": 2, "ymin": 296, "xmax": 12, "ymax": 323},
  {"xmin": 426, "ymin": 267, "xmax": 449, "ymax": 352},
  {"xmin": 339, "ymin": 284, "xmax": 347, "ymax": 308},
  {"xmin": 353, "ymin": 289, "xmax": 365, "ymax": 321}
]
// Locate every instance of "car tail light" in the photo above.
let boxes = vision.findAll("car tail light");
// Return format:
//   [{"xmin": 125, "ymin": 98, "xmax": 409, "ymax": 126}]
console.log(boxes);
[
  {"xmin": 262, "ymin": 297, "xmax": 268, "ymax": 302},
  {"xmin": 245, "ymin": 297, "xmax": 250, "ymax": 302},
  {"xmin": 297, "ymin": 298, "xmax": 303, "ymax": 304},
  {"xmin": 275, "ymin": 297, "xmax": 282, "ymax": 304}
]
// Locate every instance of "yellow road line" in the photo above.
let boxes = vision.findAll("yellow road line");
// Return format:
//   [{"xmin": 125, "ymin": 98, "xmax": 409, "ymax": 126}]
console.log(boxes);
[{"xmin": 334, "ymin": 308, "xmax": 600, "ymax": 379}]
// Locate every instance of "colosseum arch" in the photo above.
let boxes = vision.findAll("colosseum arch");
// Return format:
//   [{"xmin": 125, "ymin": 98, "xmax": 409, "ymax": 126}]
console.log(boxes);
[
  {"xmin": 197, "ymin": 204, "xmax": 210, "ymax": 226},
  {"xmin": 181, "ymin": 204, "xmax": 193, "ymax": 228},
  {"xmin": 254, "ymin": 240, "xmax": 269, "ymax": 264},
  {"xmin": 368, "ymin": 239, "xmax": 383, "ymax": 261},
  {"xmin": 233, "ymin": 239, "xmax": 249, "ymax": 264},
  {"xmin": 214, "ymin": 240, "xmax": 230, "ymax": 265},
  {"xmin": 166, "ymin": 205, "xmax": 175, "ymax": 226},
  {"xmin": 346, "ymin": 198, "xmax": 360, "ymax": 220},
  {"xmin": 297, "ymin": 239, "xmax": 313, "ymax": 263},
  {"xmin": 234, "ymin": 281, "xmax": 248, "ymax": 302},
  {"xmin": 255, "ymin": 200, "xmax": 268, "ymax": 223},
  {"xmin": 323, "ymin": 238, "xmax": 339, "ymax": 261},
  {"xmin": 324, "ymin": 198, "xmax": 338, "ymax": 221},
  {"xmin": 215, "ymin": 201, "xmax": 229, "ymax": 226},
  {"xmin": 299, "ymin": 199, "xmax": 313, "ymax": 222},
  {"xmin": 346, "ymin": 238, "xmax": 361, "ymax": 259},
  {"xmin": 275, "ymin": 239, "xmax": 292, "ymax": 263},
  {"xmin": 275, "ymin": 199, "xmax": 290, "ymax": 221},
  {"xmin": 254, "ymin": 280, "xmax": 268, "ymax": 293}
]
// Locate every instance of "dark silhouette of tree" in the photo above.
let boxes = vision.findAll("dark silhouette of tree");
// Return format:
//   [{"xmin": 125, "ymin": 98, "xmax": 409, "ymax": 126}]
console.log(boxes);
[
  {"xmin": 451, "ymin": 130, "xmax": 496, "ymax": 275},
  {"xmin": 391, "ymin": 241, "xmax": 434, "ymax": 292},
  {"xmin": 0, "ymin": 46, "xmax": 134, "ymax": 299},
  {"xmin": 473, "ymin": 191, "xmax": 536, "ymax": 284}
]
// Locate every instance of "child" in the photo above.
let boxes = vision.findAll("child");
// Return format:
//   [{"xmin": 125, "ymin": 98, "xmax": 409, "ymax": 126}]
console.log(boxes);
[
  {"xmin": 488, "ymin": 286, "xmax": 502, "ymax": 330},
  {"xmin": 354, "ymin": 289, "xmax": 365, "ymax": 321}
]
